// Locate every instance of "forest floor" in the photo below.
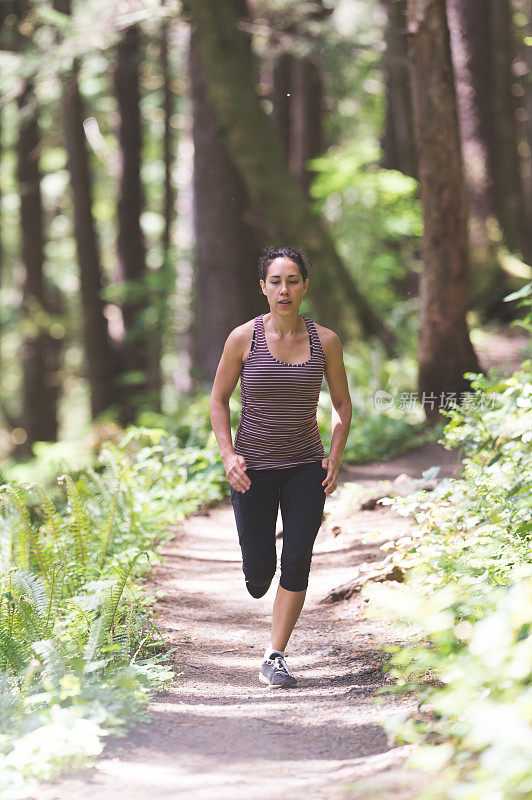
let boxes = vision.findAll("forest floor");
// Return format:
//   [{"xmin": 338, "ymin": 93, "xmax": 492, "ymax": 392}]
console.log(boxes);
[{"xmin": 37, "ymin": 325, "xmax": 529, "ymax": 800}]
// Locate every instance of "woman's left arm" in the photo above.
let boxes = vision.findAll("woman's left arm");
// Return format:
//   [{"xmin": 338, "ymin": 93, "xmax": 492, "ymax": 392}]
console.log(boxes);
[{"xmin": 321, "ymin": 330, "xmax": 352, "ymax": 496}]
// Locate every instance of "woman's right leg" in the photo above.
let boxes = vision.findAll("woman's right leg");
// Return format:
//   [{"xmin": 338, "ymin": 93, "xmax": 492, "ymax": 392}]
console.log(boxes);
[{"xmin": 230, "ymin": 468, "xmax": 280, "ymax": 592}]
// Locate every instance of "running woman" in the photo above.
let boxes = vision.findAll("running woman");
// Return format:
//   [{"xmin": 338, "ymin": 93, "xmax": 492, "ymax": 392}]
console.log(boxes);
[{"xmin": 209, "ymin": 246, "xmax": 352, "ymax": 688}]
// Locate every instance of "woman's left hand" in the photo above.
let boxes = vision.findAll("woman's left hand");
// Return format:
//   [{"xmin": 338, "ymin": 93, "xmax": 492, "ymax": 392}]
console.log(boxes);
[{"xmin": 321, "ymin": 457, "xmax": 340, "ymax": 496}]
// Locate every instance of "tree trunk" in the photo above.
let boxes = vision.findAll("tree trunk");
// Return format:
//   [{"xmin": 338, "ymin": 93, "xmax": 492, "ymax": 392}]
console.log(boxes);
[
  {"xmin": 183, "ymin": 0, "xmax": 395, "ymax": 352},
  {"xmin": 524, "ymin": 0, "xmax": 532, "ymax": 230},
  {"xmin": 381, "ymin": 0, "xmax": 417, "ymax": 177},
  {"xmin": 146, "ymin": 18, "xmax": 175, "ymax": 412},
  {"xmin": 270, "ymin": 50, "xmax": 293, "ymax": 158},
  {"xmin": 54, "ymin": 0, "xmax": 121, "ymax": 420},
  {"xmin": 114, "ymin": 25, "xmax": 151, "ymax": 423},
  {"xmin": 488, "ymin": 0, "xmax": 531, "ymax": 262},
  {"xmin": 16, "ymin": 80, "xmax": 60, "ymax": 453},
  {"xmin": 446, "ymin": 0, "xmax": 515, "ymax": 313},
  {"xmin": 189, "ymin": 24, "xmax": 264, "ymax": 385},
  {"xmin": 406, "ymin": 0, "xmax": 481, "ymax": 424},
  {"xmin": 290, "ymin": 55, "xmax": 323, "ymax": 194}
]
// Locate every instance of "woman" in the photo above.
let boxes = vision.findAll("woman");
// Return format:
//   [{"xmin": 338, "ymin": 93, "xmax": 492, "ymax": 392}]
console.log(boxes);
[{"xmin": 209, "ymin": 246, "xmax": 352, "ymax": 689}]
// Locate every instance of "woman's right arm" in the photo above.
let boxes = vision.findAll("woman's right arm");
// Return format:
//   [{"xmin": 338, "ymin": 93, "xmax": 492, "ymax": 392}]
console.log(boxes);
[{"xmin": 209, "ymin": 327, "xmax": 251, "ymax": 493}]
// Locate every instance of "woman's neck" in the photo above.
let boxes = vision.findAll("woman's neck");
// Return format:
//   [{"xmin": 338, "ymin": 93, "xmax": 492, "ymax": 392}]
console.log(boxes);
[{"xmin": 264, "ymin": 310, "xmax": 303, "ymax": 336}]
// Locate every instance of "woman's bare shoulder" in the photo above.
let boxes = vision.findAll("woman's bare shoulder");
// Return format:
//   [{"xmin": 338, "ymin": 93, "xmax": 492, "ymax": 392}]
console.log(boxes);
[
  {"xmin": 311, "ymin": 321, "xmax": 342, "ymax": 355},
  {"xmin": 225, "ymin": 318, "xmax": 256, "ymax": 361},
  {"xmin": 228, "ymin": 318, "xmax": 255, "ymax": 342}
]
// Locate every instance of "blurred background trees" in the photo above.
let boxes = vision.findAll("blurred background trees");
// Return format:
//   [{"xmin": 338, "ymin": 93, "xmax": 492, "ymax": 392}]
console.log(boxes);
[{"xmin": 0, "ymin": 0, "xmax": 530, "ymax": 456}]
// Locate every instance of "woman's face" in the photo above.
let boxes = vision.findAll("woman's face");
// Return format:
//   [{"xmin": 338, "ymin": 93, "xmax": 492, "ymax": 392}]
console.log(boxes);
[{"xmin": 260, "ymin": 257, "xmax": 309, "ymax": 312}]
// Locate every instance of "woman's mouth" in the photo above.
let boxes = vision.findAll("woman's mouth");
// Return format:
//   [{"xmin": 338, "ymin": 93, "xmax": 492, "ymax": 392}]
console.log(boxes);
[{"xmin": 279, "ymin": 300, "xmax": 291, "ymax": 304}]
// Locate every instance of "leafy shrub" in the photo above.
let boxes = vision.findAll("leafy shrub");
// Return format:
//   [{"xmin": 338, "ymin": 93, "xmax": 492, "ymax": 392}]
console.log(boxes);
[
  {"xmin": 0, "ymin": 427, "xmax": 227, "ymax": 798},
  {"xmin": 363, "ymin": 347, "xmax": 532, "ymax": 799}
]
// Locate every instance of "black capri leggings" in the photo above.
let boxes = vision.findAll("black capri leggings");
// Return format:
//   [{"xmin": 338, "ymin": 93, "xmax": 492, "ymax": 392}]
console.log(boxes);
[{"xmin": 229, "ymin": 460, "xmax": 328, "ymax": 592}]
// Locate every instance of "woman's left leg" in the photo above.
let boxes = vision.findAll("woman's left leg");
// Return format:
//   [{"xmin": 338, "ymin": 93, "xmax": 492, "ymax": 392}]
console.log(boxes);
[
  {"xmin": 270, "ymin": 461, "xmax": 327, "ymax": 651},
  {"xmin": 270, "ymin": 586, "xmax": 307, "ymax": 653}
]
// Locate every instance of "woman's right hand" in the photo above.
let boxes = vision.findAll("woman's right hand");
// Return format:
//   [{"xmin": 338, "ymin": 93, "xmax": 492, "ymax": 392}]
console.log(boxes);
[{"xmin": 223, "ymin": 452, "xmax": 251, "ymax": 493}]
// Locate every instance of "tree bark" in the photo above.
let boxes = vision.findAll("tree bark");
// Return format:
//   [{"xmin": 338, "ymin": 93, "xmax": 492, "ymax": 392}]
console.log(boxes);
[
  {"xmin": 182, "ymin": 0, "xmax": 395, "ymax": 352},
  {"xmin": 16, "ymin": 80, "xmax": 60, "ymax": 453},
  {"xmin": 146, "ymin": 17, "xmax": 175, "ymax": 412},
  {"xmin": 114, "ymin": 24, "xmax": 151, "ymax": 423},
  {"xmin": 54, "ymin": 0, "xmax": 121, "ymax": 420},
  {"xmin": 290, "ymin": 54, "xmax": 323, "ymax": 194},
  {"xmin": 487, "ymin": 0, "xmax": 531, "ymax": 262},
  {"xmin": 381, "ymin": 0, "xmax": 417, "ymax": 177},
  {"xmin": 271, "ymin": 50, "xmax": 293, "ymax": 158},
  {"xmin": 406, "ymin": 0, "xmax": 481, "ymax": 423},
  {"xmin": 524, "ymin": 1, "xmax": 532, "ymax": 231},
  {"xmin": 189, "ymin": 24, "xmax": 264, "ymax": 385},
  {"xmin": 446, "ymin": 0, "xmax": 516, "ymax": 313}
]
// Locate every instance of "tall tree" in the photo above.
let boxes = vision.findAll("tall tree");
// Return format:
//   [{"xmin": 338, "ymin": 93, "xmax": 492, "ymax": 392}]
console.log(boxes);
[
  {"xmin": 289, "ymin": 2, "xmax": 327, "ymax": 193},
  {"xmin": 114, "ymin": 24, "xmax": 151, "ymax": 423},
  {"xmin": 17, "ymin": 80, "xmax": 60, "ymax": 452},
  {"xmin": 446, "ymin": 0, "xmax": 516, "ymax": 314},
  {"xmin": 267, "ymin": 5, "xmax": 326, "ymax": 193},
  {"xmin": 270, "ymin": 50, "xmax": 293, "ymax": 157},
  {"xmin": 146, "ymin": 18, "xmax": 176, "ymax": 410},
  {"xmin": 381, "ymin": 0, "xmax": 417, "ymax": 177},
  {"xmin": 524, "ymin": 0, "xmax": 532, "ymax": 231},
  {"xmin": 182, "ymin": 0, "xmax": 395, "ymax": 352},
  {"xmin": 488, "ymin": 0, "xmax": 531, "ymax": 263},
  {"xmin": 289, "ymin": 53, "xmax": 323, "ymax": 193},
  {"xmin": 189, "ymin": 22, "xmax": 264, "ymax": 385},
  {"xmin": 53, "ymin": 0, "xmax": 121, "ymax": 421},
  {"xmin": 406, "ymin": 0, "xmax": 480, "ymax": 423}
]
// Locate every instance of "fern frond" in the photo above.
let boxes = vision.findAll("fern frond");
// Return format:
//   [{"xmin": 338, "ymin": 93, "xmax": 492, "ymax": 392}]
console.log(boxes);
[
  {"xmin": 98, "ymin": 445, "xmax": 124, "ymax": 486},
  {"xmin": 27, "ymin": 482, "xmax": 62, "ymax": 546},
  {"xmin": 32, "ymin": 637, "xmax": 67, "ymax": 683},
  {"xmin": 0, "ymin": 629, "xmax": 30, "ymax": 672},
  {"xmin": 12, "ymin": 570, "xmax": 50, "ymax": 618},
  {"xmin": 83, "ymin": 551, "xmax": 148, "ymax": 663},
  {"xmin": 85, "ymin": 467, "xmax": 113, "ymax": 518},
  {"xmin": 57, "ymin": 475, "xmax": 91, "ymax": 567},
  {"xmin": 99, "ymin": 463, "xmax": 126, "ymax": 568},
  {"xmin": 0, "ymin": 670, "xmax": 24, "ymax": 732},
  {"xmin": 0, "ymin": 484, "xmax": 50, "ymax": 584}
]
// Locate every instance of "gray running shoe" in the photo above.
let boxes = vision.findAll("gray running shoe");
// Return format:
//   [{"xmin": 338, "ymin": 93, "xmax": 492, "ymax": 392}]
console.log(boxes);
[{"xmin": 259, "ymin": 653, "xmax": 297, "ymax": 688}]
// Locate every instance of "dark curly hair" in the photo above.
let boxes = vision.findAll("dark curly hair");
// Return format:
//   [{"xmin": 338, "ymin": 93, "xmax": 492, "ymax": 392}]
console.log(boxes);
[{"xmin": 258, "ymin": 246, "xmax": 310, "ymax": 283}]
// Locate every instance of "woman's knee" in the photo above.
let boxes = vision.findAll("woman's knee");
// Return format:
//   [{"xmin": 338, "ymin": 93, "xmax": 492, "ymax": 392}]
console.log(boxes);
[
  {"xmin": 279, "ymin": 552, "xmax": 313, "ymax": 592},
  {"xmin": 243, "ymin": 557, "xmax": 276, "ymax": 586},
  {"xmin": 279, "ymin": 570, "xmax": 310, "ymax": 592}
]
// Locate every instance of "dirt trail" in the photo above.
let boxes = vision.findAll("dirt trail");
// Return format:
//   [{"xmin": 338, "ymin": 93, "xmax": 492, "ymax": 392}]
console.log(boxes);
[
  {"xmin": 37, "ymin": 444, "xmax": 460, "ymax": 800},
  {"xmin": 38, "ymin": 328, "xmax": 528, "ymax": 800}
]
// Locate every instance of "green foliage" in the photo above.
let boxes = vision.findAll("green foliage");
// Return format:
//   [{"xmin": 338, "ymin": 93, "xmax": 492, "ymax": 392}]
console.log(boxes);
[
  {"xmin": 310, "ymin": 140, "xmax": 422, "ymax": 339},
  {"xmin": 318, "ymin": 336, "xmax": 440, "ymax": 461},
  {"xmin": 0, "ymin": 421, "xmax": 229, "ymax": 797},
  {"xmin": 362, "ymin": 335, "xmax": 532, "ymax": 799}
]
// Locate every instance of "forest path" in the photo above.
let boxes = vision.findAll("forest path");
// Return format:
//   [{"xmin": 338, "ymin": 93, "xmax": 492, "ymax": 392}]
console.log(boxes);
[{"xmin": 37, "ymin": 327, "xmax": 528, "ymax": 800}]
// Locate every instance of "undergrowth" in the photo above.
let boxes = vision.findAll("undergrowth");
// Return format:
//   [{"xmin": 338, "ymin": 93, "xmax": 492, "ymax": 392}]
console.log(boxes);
[{"xmin": 363, "ymin": 283, "xmax": 532, "ymax": 800}]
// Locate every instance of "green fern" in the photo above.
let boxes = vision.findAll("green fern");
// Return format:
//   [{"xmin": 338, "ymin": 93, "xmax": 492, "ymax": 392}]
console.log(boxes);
[
  {"xmin": 98, "ymin": 444, "xmax": 125, "ymax": 487},
  {"xmin": 57, "ymin": 475, "xmax": 91, "ymax": 568},
  {"xmin": 12, "ymin": 572, "xmax": 53, "ymax": 643},
  {"xmin": 45, "ymin": 561, "xmax": 66, "ymax": 626},
  {"xmin": 0, "ymin": 628, "xmax": 29, "ymax": 672},
  {"xmin": 99, "ymin": 463, "xmax": 126, "ymax": 568},
  {"xmin": 27, "ymin": 482, "xmax": 62, "ymax": 548},
  {"xmin": 31, "ymin": 637, "xmax": 68, "ymax": 683},
  {"xmin": 83, "ymin": 551, "xmax": 148, "ymax": 663},
  {"xmin": 0, "ymin": 484, "xmax": 50, "ymax": 583}
]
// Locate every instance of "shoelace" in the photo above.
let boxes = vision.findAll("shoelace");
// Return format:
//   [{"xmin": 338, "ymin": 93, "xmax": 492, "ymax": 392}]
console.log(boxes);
[{"xmin": 267, "ymin": 654, "xmax": 292, "ymax": 676}]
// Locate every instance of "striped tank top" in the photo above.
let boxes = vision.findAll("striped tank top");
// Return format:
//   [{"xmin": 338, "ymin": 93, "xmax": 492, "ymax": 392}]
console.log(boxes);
[{"xmin": 233, "ymin": 313, "xmax": 326, "ymax": 469}]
